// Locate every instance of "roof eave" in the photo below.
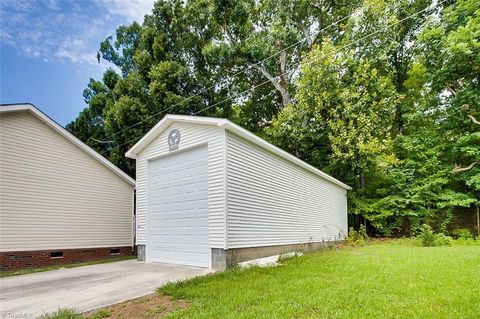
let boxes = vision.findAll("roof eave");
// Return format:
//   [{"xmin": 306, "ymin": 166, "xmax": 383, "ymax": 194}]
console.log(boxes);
[
  {"xmin": 125, "ymin": 114, "xmax": 228, "ymax": 158},
  {"xmin": 125, "ymin": 115, "xmax": 173, "ymax": 159},
  {"xmin": 124, "ymin": 114, "xmax": 351, "ymax": 191}
]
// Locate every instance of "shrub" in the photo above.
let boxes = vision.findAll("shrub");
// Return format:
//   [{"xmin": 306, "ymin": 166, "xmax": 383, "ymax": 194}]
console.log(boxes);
[
  {"xmin": 346, "ymin": 225, "xmax": 368, "ymax": 246},
  {"xmin": 417, "ymin": 224, "xmax": 451, "ymax": 247},
  {"xmin": 358, "ymin": 224, "xmax": 368, "ymax": 239},
  {"xmin": 434, "ymin": 233, "xmax": 452, "ymax": 246},
  {"xmin": 38, "ymin": 308, "xmax": 82, "ymax": 319},
  {"xmin": 417, "ymin": 224, "xmax": 436, "ymax": 247},
  {"xmin": 451, "ymin": 228, "xmax": 474, "ymax": 240}
]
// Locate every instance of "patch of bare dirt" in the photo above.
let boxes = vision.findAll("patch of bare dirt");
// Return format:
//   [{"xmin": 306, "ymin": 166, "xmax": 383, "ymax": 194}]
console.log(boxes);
[{"xmin": 84, "ymin": 293, "xmax": 188, "ymax": 319}]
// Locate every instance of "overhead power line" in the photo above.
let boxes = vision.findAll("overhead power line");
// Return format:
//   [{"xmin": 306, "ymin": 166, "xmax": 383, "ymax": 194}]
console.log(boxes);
[
  {"xmin": 101, "ymin": 0, "xmax": 446, "ymax": 155},
  {"xmin": 195, "ymin": 0, "xmax": 446, "ymax": 116},
  {"xmin": 95, "ymin": 1, "xmax": 368, "ymax": 144}
]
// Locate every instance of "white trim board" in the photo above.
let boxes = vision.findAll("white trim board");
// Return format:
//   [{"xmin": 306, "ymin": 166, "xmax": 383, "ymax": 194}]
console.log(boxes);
[
  {"xmin": 126, "ymin": 114, "xmax": 351, "ymax": 190},
  {"xmin": 0, "ymin": 103, "xmax": 135, "ymax": 186}
]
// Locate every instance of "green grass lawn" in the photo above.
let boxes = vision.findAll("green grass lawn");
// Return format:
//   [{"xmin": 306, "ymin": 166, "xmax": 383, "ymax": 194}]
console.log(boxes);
[{"xmin": 159, "ymin": 240, "xmax": 480, "ymax": 319}]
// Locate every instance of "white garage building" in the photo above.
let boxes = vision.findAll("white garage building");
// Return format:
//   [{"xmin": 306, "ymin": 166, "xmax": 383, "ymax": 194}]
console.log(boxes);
[{"xmin": 126, "ymin": 115, "xmax": 350, "ymax": 270}]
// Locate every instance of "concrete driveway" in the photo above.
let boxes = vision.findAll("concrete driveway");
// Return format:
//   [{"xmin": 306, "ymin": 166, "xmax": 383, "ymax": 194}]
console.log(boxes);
[{"xmin": 0, "ymin": 260, "xmax": 212, "ymax": 317}]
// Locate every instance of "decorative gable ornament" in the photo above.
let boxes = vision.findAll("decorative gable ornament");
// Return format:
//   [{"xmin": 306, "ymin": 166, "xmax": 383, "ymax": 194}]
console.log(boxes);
[{"xmin": 168, "ymin": 129, "xmax": 181, "ymax": 151}]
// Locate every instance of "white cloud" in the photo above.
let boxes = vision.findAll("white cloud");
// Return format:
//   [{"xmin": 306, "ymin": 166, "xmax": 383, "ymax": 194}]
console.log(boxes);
[
  {"xmin": 46, "ymin": 0, "xmax": 60, "ymax": 11},
  {"xmin": 55, "ymin": 38, "xmax": 92, "ymax": 63},
  {"xmin": 97, "ymin": 0, "xmax": 155, "ymax": 23},
  {"xmin": 0, "ymin": 30, "xmax": 13, "ymax": 45},
  {"xmin": 0, "ymin": 0, "xmax": 154, "ymax": 70}
]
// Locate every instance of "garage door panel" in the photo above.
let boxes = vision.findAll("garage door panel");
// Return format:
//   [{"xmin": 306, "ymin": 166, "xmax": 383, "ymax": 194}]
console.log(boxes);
[
  {"xmin": 151, "ymin": 186, "xmax": 207, "ymax": 199},
  {"xmin": 148, "ymin": 146, "xmax": 210, "ymax": 268},
  {"xmin": 158, "ymin": 219, "xmax": 208, "ymax": 224},
  {"xmin": 149, "ymin": 224, "xmax": 209, "ymax": 234},
  {"xmin": 164, "ymin": 188, "xmax": 203, "ymax": 199},
  {"xmin": 150, "ymin": 239, "xmax": 208, "ymax": 245},
  {"xmin": 150, "ymin": 236, "xmax": 208, "ymax": 245},
  {"xmin": 150, "ymin": 209, "xmax": 208, "ymax": 219},
  {"xmin": 149, "ymin": 225, "xmax": 209, "ymax": 233},
  {"xmin": 151, "ymin": 202, "xmax": 208, "ymax": 220},
  {"xmin": 150, "ymin": 251, "xmax": 209, "ymax": 261}
]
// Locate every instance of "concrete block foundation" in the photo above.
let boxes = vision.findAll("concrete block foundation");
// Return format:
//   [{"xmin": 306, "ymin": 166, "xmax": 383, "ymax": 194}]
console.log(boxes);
[
  {"xmin": 211, "ymin": 241, "xmax": 336, "ymax": 270},
  {"xmin": 211, "ymin": 248, "xmax": 227, "ymax": 270},
  {"xmin": 137, "ymin": 244, "xmax": 146, "ymax": 261}
]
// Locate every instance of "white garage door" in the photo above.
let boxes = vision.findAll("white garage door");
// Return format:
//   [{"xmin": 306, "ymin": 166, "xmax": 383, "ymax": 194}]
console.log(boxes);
[{"xmin": 148, "ymin": 146, "xmax": 209, "ymax": 267}]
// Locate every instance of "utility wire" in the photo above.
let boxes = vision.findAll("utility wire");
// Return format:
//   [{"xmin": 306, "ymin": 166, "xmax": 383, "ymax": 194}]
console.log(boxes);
[
  {"xmin": 95, "ymin": 1, "xmax": 369, "ymax": 144},
  {"xmin": 100, "ymin": 75, "xmax": 285, "ymax": 155},
  {"xmin": 195, "ymin": 0, "xmax": 445, "ymax": 115},
  {"xmin": 101, "ymin": 0, "xmax": 446, "ymax": 155}
]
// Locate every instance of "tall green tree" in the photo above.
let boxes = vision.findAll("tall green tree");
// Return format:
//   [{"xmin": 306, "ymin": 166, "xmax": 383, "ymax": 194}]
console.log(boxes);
[
  {"xmin": 266, "ymin": 0, "xmax": 479, "ymax": 234},
  {"xmin": 266, "ymin": 39, "xmax": 398, "ymax": 232},
  {"xmin": 205, "ymin": 0, "xmax": 360, "ymax": 128},
  {"xmin": 67, "ymin": 0, "xmax": 359, "ymax": 174},
  {"xmin": 67, "ymin": 0, "xmax": 479, "ymax": 235},
  {"xmin": 69, "ymin": 1, "xmax": 222, "ymax": 175},
  {"xmin": 358, "ymin": 0, "xmax": 479, "ymax": 234}
]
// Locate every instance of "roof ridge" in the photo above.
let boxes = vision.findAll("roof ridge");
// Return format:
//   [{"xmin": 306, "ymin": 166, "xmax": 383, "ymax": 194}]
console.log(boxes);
[{"xmin": 126, "ymin": 114, "xmax": 350, "ymax": 190}]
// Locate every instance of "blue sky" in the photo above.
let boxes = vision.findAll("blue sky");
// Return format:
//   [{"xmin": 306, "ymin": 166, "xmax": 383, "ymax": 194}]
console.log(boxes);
[{"xmin": 0, "ymin": 0, "xmax": 154, "ymax": 125}]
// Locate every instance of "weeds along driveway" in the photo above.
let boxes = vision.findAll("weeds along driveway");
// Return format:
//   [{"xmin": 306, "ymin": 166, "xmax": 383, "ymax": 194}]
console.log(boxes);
[{"xmin": 0, "ymin": 259, "xmax": 212, "ymax": 317}]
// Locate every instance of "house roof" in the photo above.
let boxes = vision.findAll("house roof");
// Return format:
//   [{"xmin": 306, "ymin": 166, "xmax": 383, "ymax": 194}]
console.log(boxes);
[
  {"xmin": 126, "ymin": 114, "xmax": 351, "ymax": 190},
  {"xmin": 0, "ymin": 103, "xmax": 135, "ymax": 186}
]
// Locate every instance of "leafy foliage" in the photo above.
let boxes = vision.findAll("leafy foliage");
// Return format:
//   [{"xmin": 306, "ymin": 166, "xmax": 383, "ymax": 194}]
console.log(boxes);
[
  {"xmin": 451, "ymin": 228, "xmax": 475, "ymax": 240},
  {"xmin": 267, "ymin": 0, "xmax": 479, "ymax": 235},
  {"xmin": 67, "ymin": 0, "xmax": 480, "ymax": 234},
  {"xmin": 417, "ymin": 224, "xmax": 451, "ymax": 247},
  {"xmin": 345, "ymin": 225, "xmax": 369, "ymax": 246}
]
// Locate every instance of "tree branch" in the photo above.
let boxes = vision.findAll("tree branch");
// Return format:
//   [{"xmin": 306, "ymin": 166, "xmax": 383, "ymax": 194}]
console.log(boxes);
[
  {"xmin": 278, "ymin": 48, "xmax": 291, "ymax": 106},
  {"xmin": 222, "ymin": 17, "xmax": 238, "ymax": 45},
  {"xmin": 446, "ymin": 84, "xmax": 456, "ymax": 97},
  {"xmin": 468, "ymin": 115, "xmax": 480, "ymax": 125},
  {"xmin": 91, "ymin": 138, "xmax": 114, "ymax": 144},
  {"xmin": 248, "ymin": 62, "xmax": 281, "ymax": 89},
  {"xmin": 248, "ymin": 62, "xmax": 291, "ymax": 106},
  {"xmin": 451, "ymin": 162, "xmax": 478, "ymax": 173}
]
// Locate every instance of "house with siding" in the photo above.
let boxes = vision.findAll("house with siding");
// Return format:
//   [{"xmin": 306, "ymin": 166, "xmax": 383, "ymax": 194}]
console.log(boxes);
[
  {"xmin": 126, "ymin": 114, "xmax": 350, "ymax": 270},
  {"xmin": 0, "ymin": 103, "xmax": 135, "ymax": 270}
]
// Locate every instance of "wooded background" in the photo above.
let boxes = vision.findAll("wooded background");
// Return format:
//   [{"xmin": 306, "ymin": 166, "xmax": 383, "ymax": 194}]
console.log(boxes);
[{"xmin": 67, "ymin": 0, "xmax": 479, "ymax": 236}]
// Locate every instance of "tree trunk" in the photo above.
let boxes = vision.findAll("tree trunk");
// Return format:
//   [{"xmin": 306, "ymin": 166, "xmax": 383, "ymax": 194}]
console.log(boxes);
[
  {"xmin": 393, "ymin": 104, "xmax": 403, "ymax": 135},
  {"xmin": 477, "ymin": 205, "xmax": 479, "ymax": 237},
  {"xmin": 279, "ymin": 84, "xmax": 291, "ymax": 106},
  {"xmin": 249, "ymin": 62, "xmax": 291, "ymax": 107},
  {"xmin": 359, "ymin": 173, "xmax": 367, "ymax": 235},
  {"xmin": 360, "ymin": 174, "xmax": 365, "ymax": 189},
  {"xmin": 405, "ymin": 217, "xmax": 412, "ymax": 237},
  {"xmin": 277, "ymin": 47, "xmax": 291, "ymax": 107}
]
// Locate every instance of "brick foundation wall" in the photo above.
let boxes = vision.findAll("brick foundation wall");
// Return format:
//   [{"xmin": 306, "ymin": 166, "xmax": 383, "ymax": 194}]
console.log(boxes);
[{"xmin": 0, "ymin": 246, "xmax": 133, "ymax": 270}]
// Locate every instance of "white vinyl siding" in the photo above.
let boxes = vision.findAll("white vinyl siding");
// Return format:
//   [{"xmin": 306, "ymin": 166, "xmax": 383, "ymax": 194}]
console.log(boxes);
[
  {"xmin": 135, "ymin": 122, "xmax": 226, "ymax": 248},
  {"xmin": 0, "ymin": 111, "xmax": 133, "ymax": 252},
  {"xmin": 226, "ymin": 131, "xmax": 348, "ymax": 249}
]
